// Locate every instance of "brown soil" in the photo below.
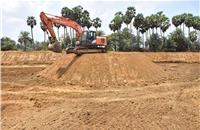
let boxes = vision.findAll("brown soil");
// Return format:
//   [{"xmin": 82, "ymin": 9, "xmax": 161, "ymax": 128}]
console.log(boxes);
[
  {"xmin": 39, "ymin": 52, "xmax": 167, "ymax": 87},
  {"xmin": 1, "ymin": 51, "xmax": 63, "ymax": 65},
  {"xmin": 1, "ymin": 51, "xmax": 200, "ymax": 130},
  {"xmin": 144, "ymin": 52, "xmax": 200, "ymax": 63}
]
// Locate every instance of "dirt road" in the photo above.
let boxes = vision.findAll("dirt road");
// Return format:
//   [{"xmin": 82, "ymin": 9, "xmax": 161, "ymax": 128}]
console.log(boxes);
[{"xmin": 1, "ymin": 52, "xmax": 200, "ymax": 130}]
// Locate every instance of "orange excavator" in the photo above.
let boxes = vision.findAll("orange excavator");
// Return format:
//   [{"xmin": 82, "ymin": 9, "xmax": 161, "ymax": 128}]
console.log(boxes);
[{"xmin": 40, "ymin": 12, "xmax": 107, "ymax": 54}]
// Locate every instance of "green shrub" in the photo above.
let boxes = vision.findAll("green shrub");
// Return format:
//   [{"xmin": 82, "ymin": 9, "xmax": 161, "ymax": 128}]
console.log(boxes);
[
  {"xmin": 168, "ymin": 29, "xmax": 190, "ymax": 51},
  {"xmin": 146, "ymin": 34, "xmax": 162, "ymax": 52},
  {"xmin": 1, "ymin": 37, "xmax": 17, "ymax": 51}
]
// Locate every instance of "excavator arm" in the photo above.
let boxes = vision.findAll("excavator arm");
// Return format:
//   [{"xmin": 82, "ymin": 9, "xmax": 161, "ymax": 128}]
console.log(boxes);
[{"xmin": 40, "ymin": 11, "xmax": 83, "ymax": 52}]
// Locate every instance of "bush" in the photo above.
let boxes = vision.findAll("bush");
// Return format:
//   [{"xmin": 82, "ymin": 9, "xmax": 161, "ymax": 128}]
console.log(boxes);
[
  {"xmin": 60, "ymin": 34, "xmax": 72, "ymax": 50},
  {"xmin": 168, "ymin": 29, "xmax": 190, "ymax": 51},
  {"xmin": 131, "ymin": 35, "xmax": 142, "ymax": 51},
  {"xmin": 107, "ymin": 28, "xmax": 140, "ymax": 51},
  {"xmin": 34, "ymin": 41, "xmax": 48, "ymax": 51},
  {"xmin": 162, "ymin": 38, "xmax": 177, "ymax": 52},
  {"xmin": 146, "ymin": 34, "xmax": 162, "ymax": 51},
  {"xmin": 118, "ymin": 28, "xmax": 132, "ymax": 51},
  {"xmin": 1, "ymin": 37, "xmax": 17, "ymax": 51},
  {"xmin": 189, "ymin": 31, "xmax": 197, "ymax": 43},
  {"xmin": 190, "ymin": 41, "xmax": 200, "ymax": 52}
]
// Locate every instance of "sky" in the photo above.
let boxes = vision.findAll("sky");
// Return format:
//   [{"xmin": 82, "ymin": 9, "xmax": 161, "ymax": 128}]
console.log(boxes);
[{"xmin": 0, "ymin": 0, "xmax": 199, "ymax": 42}]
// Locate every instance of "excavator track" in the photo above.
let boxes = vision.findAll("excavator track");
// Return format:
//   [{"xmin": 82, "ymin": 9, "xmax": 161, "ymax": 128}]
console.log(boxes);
[
  {"xmin": 66, "ymin": 46, "xmax": 107, "ymax": 55},
  {"xmin": 75, "ymin": 49, "xmax": 106, "ymax": 55}
]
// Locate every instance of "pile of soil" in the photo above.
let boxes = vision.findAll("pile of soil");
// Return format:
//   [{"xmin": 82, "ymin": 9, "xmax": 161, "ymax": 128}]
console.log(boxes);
[
  {"xmin": 1, "ymin": 51, "xmax": 62, "ymax": 65},
  {"xmin": 39, "ymin": 52, "xmax": 167, "ymax": 86}
]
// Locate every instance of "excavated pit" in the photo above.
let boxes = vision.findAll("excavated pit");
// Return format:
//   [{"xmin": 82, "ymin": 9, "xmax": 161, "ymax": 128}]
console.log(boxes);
[{"xmin": 39, "ymin": 52, "xmax": 168, "ymax": 86}]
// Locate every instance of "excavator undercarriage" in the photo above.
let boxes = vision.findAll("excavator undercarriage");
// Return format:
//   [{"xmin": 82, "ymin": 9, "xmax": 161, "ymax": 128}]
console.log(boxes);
[{"xmin": 66, "ymin": 44, "xmax": 107, "ymax": 55}]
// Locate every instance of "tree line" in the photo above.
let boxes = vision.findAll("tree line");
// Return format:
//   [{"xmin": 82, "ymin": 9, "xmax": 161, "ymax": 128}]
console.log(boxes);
[
  {"xmin": 108, "ymin": 7, "xmax": 200, "ymax": 51},
  {"xmin": 1, "ymin": 5, "xmax": 200, "ymax": 52},
  {"xmin": 1, "ymin": 5, "xmax": 102, "ymax": 51}
]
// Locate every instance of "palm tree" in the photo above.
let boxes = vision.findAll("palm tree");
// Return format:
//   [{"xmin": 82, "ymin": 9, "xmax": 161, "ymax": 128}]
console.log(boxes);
[
  {"xmin": 149, "ymin": 14, "xmax": 157, "ymax": 34},
  {"xmin": 26, "ymin": 16, "xmax": 36, "ymax": 45},
  {"xmin": 133, "ymin": 14, "xmax": 144, "ymax": 36},
  {"xmin": 61, "ymin": 7, "xmax": 74, "ymax": 19},
  {"xmin": 109, "ymin": 20, "xmax": 118, "ymax": 33},
  {"xmin": 145, "ymin": 16, "xmax": 151, "ymax": 36},
  {"xmin": 40, "ymin": 22, "xmax": 46, "ymax": 42},
  {"xmin": 61, "ymin": 7, "xmax": 74, "ymax": 43},
  {"xmin": 81, "ymin": 10, "xmax": 90, "ymax": 29},
  {"xmin": 112, "ymin": 11, "xmax": 123, "ymax": 32},
  {"xmin": 72, "ymin": 5, "xmax": 83, "ymax": 24},
  {"xmin": 54, "ymin": 23, "xmax": 61, "ymax": 40},
  {"xmin": 126, "ymin": 7, "xmax": 136, "ymax": 19},
  {"xmin": 63, "ymin": 26, "xmax": 66, "ymax": 40},
  {"xmin": 18, "ymin": 31, "xmax": 32, "ymax": 51},
  {"xmin": 193, "ymin": 16, "xmax": 200, "ymax": 32},
  {"xmin": 180, "ymin": 13, "xmax": 187, "ymax": 34},
  {"xmin": 124, "ymin": 7, "xmax": 136, "ymax": 32},
  {"xmin": 92, "ymin": 17, "xmax": 102, "ymax": 32},
  {"xmin": 172, "ymin": 15, "xmax": 182, "ymax": 29},
  {"xmin": 109, "ymin": 20, "xmax": 118, "ymax": 51},
  {"xmin": 161, "ymin": 19, "xmax": 170, "ymax": 38},
  {"xmin": 139, "ymin": 27, "xmax": 146, "ymax": 48},
  {"xmin": 133, "ymin": 13, "xmax": 144, "ymax": 48},
  {"xmin": 185, "ymin": 13, "xmax": 194, "ymax": 36},
  {"xmin": 157, "ymin": 12, "xmax": 169, "ymax": 37},
  {"xmin": 161, "ymin": 19, "xmax": 170, "ymax": 45},
  {"xmin": 157, "ymin": 11, "xmax": 170, "ymax": 37},
  {"xmin": 123, "ymin": 15, "xmax": 131, "ymax": 28},
  {"xmin": 155, "ymin": 11, "xmax": 163, "ymax": 35},
  {"xmin": 86, "ymin": 19, "xmax": 92, "ymax": 30},
  {"xmin": 72, "ymin": 5, "xmax": 84, "ymax": 40},
  {"xmin": 140, "ymin": 18, "xmax": 149, "ymax": 48}
]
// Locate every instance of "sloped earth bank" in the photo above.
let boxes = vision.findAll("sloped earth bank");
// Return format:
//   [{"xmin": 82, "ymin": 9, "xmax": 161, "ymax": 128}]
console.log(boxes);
[
  {"xmin": 39, "ymin": 52, "xmax": 167, "ymax": 87},
  {"xmin": 1, "ymin": 51, "xmax": 63, "ymax": 65},
  {"xmin": 144, "ymin": 52, "xmax": 200, "ymax": 63},
  {"xmin": 1, "ymin": 52, "xmax": 200, "ymax": 130}
]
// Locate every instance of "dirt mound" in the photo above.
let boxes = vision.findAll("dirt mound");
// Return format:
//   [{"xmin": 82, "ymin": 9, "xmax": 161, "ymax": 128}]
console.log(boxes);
[
  {"xmin": 1, "ymin": 51, "xmax": 63, "ymax": 65},
  {"xmin": 144, "ymin": 52, "xmax": 200, "ymax": 63},
  {"xmin": 39, "ymin": 52, "xmax": 167, "ymax": 86}
]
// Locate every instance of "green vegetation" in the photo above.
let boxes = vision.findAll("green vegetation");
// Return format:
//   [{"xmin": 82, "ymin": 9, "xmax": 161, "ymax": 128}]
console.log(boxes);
[
  {"xmin": 108, "ymin": 7, "xmax": 200, "ymax": 52},
  {"xmin": 18, "ymin": 31, "xmax": 32, "ymax": 51},
  {"xmin": 1, "ymin": 5, "xmax": 199, "ymax": 52},
  {"xmin": 40, "ymin": 22, "xmax": 47, "ymax": 42},
  {"xmin": 1, "ymin": 37, "xmax": 17, "ymax": 51},
  {"xmin": 26, "ymin": 16, "xmax": 37, "ymax": 45}
]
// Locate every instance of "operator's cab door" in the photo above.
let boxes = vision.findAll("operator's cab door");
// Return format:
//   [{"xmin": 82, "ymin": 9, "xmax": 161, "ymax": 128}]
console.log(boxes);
[{"xmin": 80, "ymin": 31, "xmax": 96, "ymax": 45}]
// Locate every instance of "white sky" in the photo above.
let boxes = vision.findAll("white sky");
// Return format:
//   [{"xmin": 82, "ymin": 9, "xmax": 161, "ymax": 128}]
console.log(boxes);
[{"xmin": 1, "ymin": 0, "xmax": 199, "ymax": 42}]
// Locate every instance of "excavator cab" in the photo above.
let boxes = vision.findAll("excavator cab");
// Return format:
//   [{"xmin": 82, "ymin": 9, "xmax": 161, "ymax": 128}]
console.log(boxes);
[
  {"xmin": 80, "ymin": 31, "xmax": 96, "ymax": 45},
  {"xmin": 74, "ymin": 30, "xmax": 107, "ymax": 54}
]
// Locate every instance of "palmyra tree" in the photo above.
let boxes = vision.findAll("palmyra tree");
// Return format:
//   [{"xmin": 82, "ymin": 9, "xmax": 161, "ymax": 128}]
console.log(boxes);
[{"xmin": 26, "ymin": 16, "xmax": 36, "ymax": 45}]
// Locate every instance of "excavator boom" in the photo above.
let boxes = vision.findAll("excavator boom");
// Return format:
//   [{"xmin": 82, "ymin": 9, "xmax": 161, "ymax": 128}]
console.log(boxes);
[{"xmin": 40, "ymin": 12, "xmax": 82, "ymax": 52}]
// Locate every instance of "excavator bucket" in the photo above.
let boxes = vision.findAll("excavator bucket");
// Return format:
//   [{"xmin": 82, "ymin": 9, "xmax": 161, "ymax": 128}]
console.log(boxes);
[{"xmin": 48, "ymin": 41, "xmax": 62, "ymax": 53}]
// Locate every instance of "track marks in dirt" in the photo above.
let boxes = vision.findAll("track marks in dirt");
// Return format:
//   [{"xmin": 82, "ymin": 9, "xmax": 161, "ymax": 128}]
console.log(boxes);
[
  {"xmin": 1, "ymin": 51, "xmax": 63, "ymax": 65},
  {"xmin": 2, "ymin": 80, "xmax": 200, "ymax": 129},
  {"xmin": 56, "ymin": 56, "xmax": 81, "ymax": 78}
]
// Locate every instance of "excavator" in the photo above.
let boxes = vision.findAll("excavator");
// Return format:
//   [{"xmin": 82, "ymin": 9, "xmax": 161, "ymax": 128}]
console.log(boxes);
[{"xmin": 40, "ymin": 12, "xmax": 107, "ymax": 55}]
